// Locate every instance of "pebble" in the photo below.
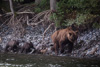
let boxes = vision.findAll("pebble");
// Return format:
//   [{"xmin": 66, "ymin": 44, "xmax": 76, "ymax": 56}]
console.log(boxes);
[{"xmin": 0, "ymin": 37, "xmax": 2, "ymax": 43}]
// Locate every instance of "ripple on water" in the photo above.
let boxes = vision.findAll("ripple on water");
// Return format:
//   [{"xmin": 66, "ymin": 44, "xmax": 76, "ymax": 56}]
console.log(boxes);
[
  {"xmin": 6, "ymin": 58, "xmax": 15, "ymax": 61},
  {"xmin": 47, "ymin": 64, "xmax": 62, "ymax": 67},
  {"xmin": 0, "ymin": 63, "xmax": 34, "ymax": 67}
]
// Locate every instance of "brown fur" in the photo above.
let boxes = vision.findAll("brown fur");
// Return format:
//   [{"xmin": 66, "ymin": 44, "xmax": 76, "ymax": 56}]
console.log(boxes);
[
  {"xmin": 51, "ymin": 27, "xmax": 78, "ymax": 54},
  {"xmin": 5, "ymin": 40, "xmax": 19, "ymax": 52},
  {"xmin": 20, "ymin": 42, "xmax": 34, "ymax": 54}
]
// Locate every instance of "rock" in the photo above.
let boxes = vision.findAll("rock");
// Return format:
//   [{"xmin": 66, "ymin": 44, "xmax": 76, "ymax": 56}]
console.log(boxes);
[
  {"xmin": 0, "ymin": 45, "xmax": 3, "ymax": 52},
  {"xmin": 29, "ymin": 48, "xmax": 35, "ymax": 54},
  {"xmin": 86, "ymin": 47, "xmax": 97, "ymax": 55},
  {"xmin": 40, "ymin": 48, "xmax": 47, "ymax": 54},
  {"xmin": 96, "ymin": 50, "xmax": 100, "ymax": 56},
  {"xmin": 0, "ymin": 37, "xmax": 2, "ymax": 43}
]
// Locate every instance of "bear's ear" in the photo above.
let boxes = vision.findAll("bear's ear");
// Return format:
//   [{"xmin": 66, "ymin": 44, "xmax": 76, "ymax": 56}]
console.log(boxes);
[{"xmin": 75, "ymin": 30, "xmax": 79, "ymax": 34}]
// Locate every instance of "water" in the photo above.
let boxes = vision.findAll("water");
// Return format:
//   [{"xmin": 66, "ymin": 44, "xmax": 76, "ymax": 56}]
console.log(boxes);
[{"xmin": 0, "ymin": 53, "xmax": 100, "ymax": 67}]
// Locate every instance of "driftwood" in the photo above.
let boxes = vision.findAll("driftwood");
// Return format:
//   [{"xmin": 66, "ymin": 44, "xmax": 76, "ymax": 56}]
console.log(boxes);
[
  {"xmin": 28, "ymin": 10, "xmax": 52, "ymax": 26},
  {"xmin": 27, "ymin": 15, "xmax": 44, "ymax": 26},
  {"xmin": 0, "ymin": 9, "xmax": 55, "ymax": 39},
  {"xmin": 6, "ymin": 12, "xmax": 35, "ymax": 15},
  {"xmin": 42, "ymin": 23, "xmax": 54, "ymax": 40}
]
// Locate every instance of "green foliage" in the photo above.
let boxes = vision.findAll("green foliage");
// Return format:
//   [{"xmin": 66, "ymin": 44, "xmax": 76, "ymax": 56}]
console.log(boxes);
[
  {"xmin": 63, "ymin": 14, "xmax": 87, "ymax": 26},
  {"xmin": 58, "ymin": 0, "xmax": 99, "ymax": 12},
  {"xmin": 51, "ymin": 0, "xmax": 100, "ymax": 28},
  {"xmin": 50, "ymin": 12, "xmax": 65, "ymax": 28},
  {"xmin": 50, "ymin": 13, "xmax": 61, "ymax": 27},
  {"xmin": 37, "ymin": 0, "xmax": 49, "ymax": 8},
  {"xmin": 34, "ymin": 0, "xmax": 49, "ymax": 13},
  {"xmin": 34, "ymin": 7, "xmax": 41, "ymax": 13},
  {"xmin": 66, "ymin": 0, "xmax": 98, "ymax": 8},
  {"xmin": 93, "ymin": 22, "xmax": 100, "ymax": 28}
]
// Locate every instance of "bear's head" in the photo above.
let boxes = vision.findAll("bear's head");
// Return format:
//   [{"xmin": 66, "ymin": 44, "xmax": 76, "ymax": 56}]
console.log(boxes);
[
  {"xmin": 8, "ymin": 40, "xmax": 19, "ymax": 47},
  {"xmin": 67, "ymin": 30, "xmax": 78, "ymax": 42}
]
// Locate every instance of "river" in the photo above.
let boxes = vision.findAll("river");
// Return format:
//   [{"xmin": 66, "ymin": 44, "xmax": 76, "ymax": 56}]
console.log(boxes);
[{"xmin": 0, "ymin": 53, "xmax": 100, "ymax": 67}]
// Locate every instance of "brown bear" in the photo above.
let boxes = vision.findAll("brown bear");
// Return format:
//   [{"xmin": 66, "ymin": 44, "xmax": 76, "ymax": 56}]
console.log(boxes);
[
  {"xmin": 5, "ymin": 40, "xmax": 19, "ymax": 52},
  {"xmin": 51, "ymin": 27, "xmax": 78, "ymax": 54},
  {"xmin": 20, "ymin": 42, "xmax": 34, "ymax": 54}
]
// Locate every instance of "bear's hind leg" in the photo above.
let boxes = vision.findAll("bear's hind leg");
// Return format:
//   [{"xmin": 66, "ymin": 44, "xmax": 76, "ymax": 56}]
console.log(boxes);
[
  {"xmin": 20, "ymin": 48, "xmax": 24, "ymax": 53},
  {"xmin": 54, "ymin": 43, "xmax": 59, "ymax": 55},
  {"xmin": 5, "ymin": 45, "xmax": 9, "ymax": 52}
]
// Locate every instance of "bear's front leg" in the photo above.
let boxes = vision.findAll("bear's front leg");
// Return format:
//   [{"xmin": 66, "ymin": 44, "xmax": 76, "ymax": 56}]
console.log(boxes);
[
  {"xmin": 23, "ymin": 49, "xmax": 27, "ymax": 54},
  {"xmin": 68, "ymin": 42, "xmax": 73, "ymax": 53},
  {"xmin": 5, "ymin": 45, "xmax": 9, "ymax": 52},
  {"xmin": 20, "ymin": 48, "xmax": 24, "ymax": 53},
  {"xmin": 12, "ymin": 45, "xmax": 18, "ymax": 52},
  {"xmin": 59, "ymin": 42, "xmax": 65, "ymax": 54}
]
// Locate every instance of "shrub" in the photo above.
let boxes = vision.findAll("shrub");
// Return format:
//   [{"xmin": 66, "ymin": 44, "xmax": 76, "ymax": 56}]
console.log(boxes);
[
  {"xmin": 51, "ymin": 0, "xmax": 99, "ymax": 28},
  {"xmin": 34, "ymin": 0, "xmax": 49, "ymax": 13}
]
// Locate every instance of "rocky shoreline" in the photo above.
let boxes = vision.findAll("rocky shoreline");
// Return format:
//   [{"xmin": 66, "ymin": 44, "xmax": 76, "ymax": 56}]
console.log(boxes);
[
  {"xmin": 0, "ymin": 25, "xmax": 100, "ymax": 59},
  {"xmin": 72, "ymin": 28, "xmax": 100, "ymax": 58}
]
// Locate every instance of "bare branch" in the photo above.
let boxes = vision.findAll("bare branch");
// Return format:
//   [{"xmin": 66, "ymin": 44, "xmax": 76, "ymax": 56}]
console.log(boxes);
[
  {"xmin": 27, "ymin": 19, "xmax": 44, "ymax": 26},
  {"xmin": 6, "ymin": 12, "xmax": 35, "ymax": 15},
  {"xmin": 0, "ymin": 17, "xmax": 11, "ymax": 28},
  {"xmin": 42, "ymin": 23, "xmax": 54, "ymax": 40}
]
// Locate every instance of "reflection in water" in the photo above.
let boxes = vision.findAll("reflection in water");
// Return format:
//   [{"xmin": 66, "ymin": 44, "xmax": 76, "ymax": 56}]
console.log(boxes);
[{"xmin": 0, "ymin": 53, "xmax": 100, "ymax": 67}]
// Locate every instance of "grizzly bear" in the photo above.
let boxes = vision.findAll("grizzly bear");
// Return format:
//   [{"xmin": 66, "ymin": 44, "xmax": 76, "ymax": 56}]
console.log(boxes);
[
  {"xmin": 20, "ymin": 42, "xmax": 34, "ymax": 54},
  {"xmin": 5, "ymin": 40, "xmax": 19, "ymax": 52},
  {"xmin": 51, "ymin": 27, "xmax": 78, "ymax": 54}
]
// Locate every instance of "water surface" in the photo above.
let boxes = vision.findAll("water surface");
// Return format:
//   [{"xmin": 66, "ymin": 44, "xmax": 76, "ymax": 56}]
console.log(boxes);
[{"xmin": 0, "ymin": 53, "xmax": 100, "ymax": 67}]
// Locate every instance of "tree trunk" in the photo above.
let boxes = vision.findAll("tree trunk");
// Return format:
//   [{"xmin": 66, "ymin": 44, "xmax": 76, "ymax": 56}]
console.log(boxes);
[
  {"xmin": 50, "ymin": 0, "xmax": 57, "ymax": 11},
  {"xmin": 9, "ymin": 0, "xmax": 14, "ymax": 16}
]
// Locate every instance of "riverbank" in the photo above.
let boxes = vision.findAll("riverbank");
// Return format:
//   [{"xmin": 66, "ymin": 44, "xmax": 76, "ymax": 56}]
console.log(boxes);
[{"xmin": 0, "ymin": 24, "xmax": 100, "ymax": 59}]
